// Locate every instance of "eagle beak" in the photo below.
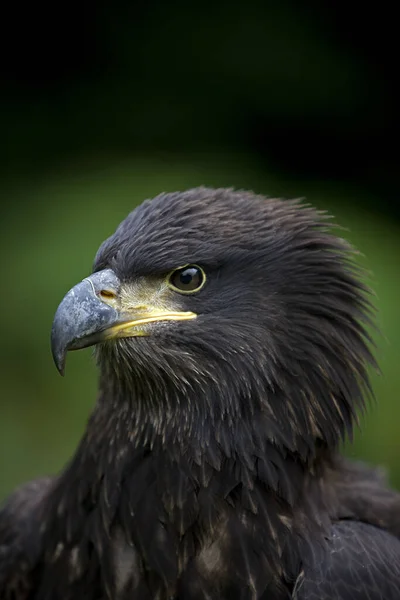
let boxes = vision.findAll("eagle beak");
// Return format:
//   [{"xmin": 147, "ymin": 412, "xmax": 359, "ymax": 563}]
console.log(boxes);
[{"xmin": 51, "ymin": 269, "xmax": 196, "ymax": 376}]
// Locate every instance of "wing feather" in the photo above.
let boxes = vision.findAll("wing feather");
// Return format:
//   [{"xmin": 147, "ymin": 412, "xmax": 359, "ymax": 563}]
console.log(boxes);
[
  {"xmin": 294, "ymin": 520, "xmax": 400, "ymax": 600},
  {"xmin": 0, "ymin": 478, "xmax": 52, "ymax": 600}
]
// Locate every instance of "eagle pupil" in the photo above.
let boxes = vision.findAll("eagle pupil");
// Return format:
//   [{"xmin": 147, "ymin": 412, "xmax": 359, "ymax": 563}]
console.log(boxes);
[{"xmin": 179, "ymin": 267, "xmax": 200, "ymax": 289}]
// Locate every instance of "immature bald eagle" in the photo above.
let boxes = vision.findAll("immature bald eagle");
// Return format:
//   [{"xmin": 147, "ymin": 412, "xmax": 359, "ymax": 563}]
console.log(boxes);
[{"xmin": 1, "ymin": 188, "xmax": 400, "ymax": 600}]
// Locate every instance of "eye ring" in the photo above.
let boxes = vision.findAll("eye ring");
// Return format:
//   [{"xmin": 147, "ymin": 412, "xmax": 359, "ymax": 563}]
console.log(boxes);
[{"xmin": 166, "ymin": 264, "xmax": 206, "ymax": 294}]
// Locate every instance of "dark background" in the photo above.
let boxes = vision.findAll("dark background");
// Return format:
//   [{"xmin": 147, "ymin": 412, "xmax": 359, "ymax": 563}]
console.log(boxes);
[{"xmin": 1, "ymin": 0, "xmax": 399, "ymax": 499}]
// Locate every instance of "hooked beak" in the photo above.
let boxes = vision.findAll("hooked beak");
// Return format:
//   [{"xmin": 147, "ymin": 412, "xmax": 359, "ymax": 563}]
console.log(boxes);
[{"xmin": 51, "ymin": 269, "xmax": 196, "ymax": 375}]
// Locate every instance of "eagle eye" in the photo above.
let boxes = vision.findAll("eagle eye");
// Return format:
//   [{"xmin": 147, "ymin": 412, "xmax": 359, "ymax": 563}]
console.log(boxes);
[{"xmin": 167, "ymin": 265, "xmax": 206, "ymax": 294}]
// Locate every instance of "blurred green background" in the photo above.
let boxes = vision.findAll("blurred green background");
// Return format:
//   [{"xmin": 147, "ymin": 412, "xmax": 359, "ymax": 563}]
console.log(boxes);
[{"xmin": 1, "ymin": 1, "xmax": 399, "ymax": 499}]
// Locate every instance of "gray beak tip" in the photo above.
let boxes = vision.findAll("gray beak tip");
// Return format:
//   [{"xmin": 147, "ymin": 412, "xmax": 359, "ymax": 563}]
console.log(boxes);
[
  {"xmin": 51, "ymin": 326, "xmax": 67, "ymax": 376},
  {"xmin": 55, "ymin": 357, "xmax": 66, "ymax": 377}
]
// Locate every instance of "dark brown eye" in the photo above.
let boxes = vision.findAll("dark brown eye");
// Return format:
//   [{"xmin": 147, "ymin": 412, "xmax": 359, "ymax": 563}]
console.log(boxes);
[{"xmin": 167, "ymin": 265, "xmax": 206, "ymax": 294}]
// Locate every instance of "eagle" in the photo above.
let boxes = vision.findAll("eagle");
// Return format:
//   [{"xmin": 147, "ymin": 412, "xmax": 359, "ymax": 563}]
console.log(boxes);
[{"xmin": 1, "ymin": 187, "xmax": 400, "ymax": 600}]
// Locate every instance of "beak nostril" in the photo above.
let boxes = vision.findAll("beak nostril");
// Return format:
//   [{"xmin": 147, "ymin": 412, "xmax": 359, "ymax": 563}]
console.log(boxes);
[{"xmin": 99, "ymin": 289, "xmax": 117, "ymax": 300}]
